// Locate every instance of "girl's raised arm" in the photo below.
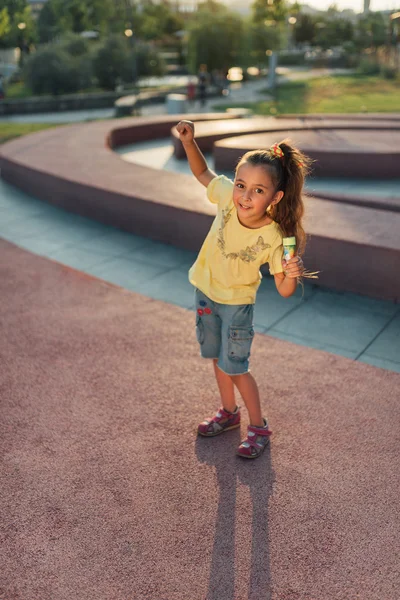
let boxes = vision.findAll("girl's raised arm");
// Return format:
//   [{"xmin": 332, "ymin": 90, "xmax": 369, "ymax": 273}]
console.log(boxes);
[{"xmin": 176, "ymin": 120, "xmax": 217, "ymax": 188}]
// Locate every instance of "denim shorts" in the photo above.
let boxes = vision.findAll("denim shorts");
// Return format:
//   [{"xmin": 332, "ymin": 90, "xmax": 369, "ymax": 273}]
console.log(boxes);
[{"xmin": 194, "ymin": 288, "xmax": 255, "ymax": 376}]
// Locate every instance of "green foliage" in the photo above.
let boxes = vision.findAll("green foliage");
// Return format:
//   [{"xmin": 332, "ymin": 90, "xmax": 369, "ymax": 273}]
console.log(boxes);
[
  {"xmin": 250, "ymin": 0, "xmax": 288, "ymax": 56},
  {"xmin": 290, "ymin": 8, "xmax": 385, "ymax": 53},
  {"xmin": 23, "ymin": 33, "xmax": 93, "ymax": 95},
  {"xmin": 92, "ymin": 35, "xmax": 132, "ymax": 90},
  {"xmin": 0, "ymin": 8, "xmax": 12, "ymax": 41},
  {"xmin": 0, "ymin": 122, "xmax": 60, "ymax": 145},
  {"xmin": 138, "ymin": 1, "xmax": 184, "ymax": 41},
  {"xmin": 197, "ymin": 0, "xmax": 228, "ymax": 15},
  {"xmin": 355, "ymin": 12, "xmax": 386, "ymax": 50},
  {"xmin": 278, "ymin": 51, "xmax": 306, "ymax": 66},
  {"xmin": 36, "ymin": 0, "xmax": 183, "ymax": 43},
  {"xmin": 59, "ymin": 32, "xmax": 90, "ymax": 56},
  {"xmin": 37, "ymin": 1, "xmax": 61, "ymax": 43},
  {"xmin": 293, "ymin": 14, "xmax": 316, "ymax": 45},
  {"xmin": 249, "ymin": 21, "xmax": 286, "ymax": 61},
  {"xmin": 187, "ymin": 2, "xmax": 244, "ymax": 72},
  {"xmin": 24, "ymin": 46, "xmax": 82, "ymax": 94},
  {"xmin": 314, "ymin": 15, "xmax": 354, "ymax": 50},
  {"xmin": 1, "ymin": 0, "xmax": 27, "ymax": 17},
  {"xmin": 0, "ymin": 2, "xmax": 37, "ymax": 50},
  {"xmin": 40, "ymin": 0, "xmax": 116, "ymax": 38},
  {"xmin": 357, "ymin": 57, "xmax": 381, "ymax": 76},
  {"xmin": 135, "ymin": 44, "xmax": 166, "ymax": 78},
  {"xmin": 49, "ymin": 0, "xmax": 90, "ymax": 33},
  {"xmin": 381, "ymin": 65, "xmax": 397, "ymax": 80},
  {"xmin": 251, "ymin": 0, "xmax": 287, "ymax": 24}
]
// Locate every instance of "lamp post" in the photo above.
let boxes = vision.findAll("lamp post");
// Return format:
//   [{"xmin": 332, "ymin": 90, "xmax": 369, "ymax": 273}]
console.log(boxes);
[
  {"xmin": 17, "ymin": 22, "xmax": 27, "ymax": 66},
  {"xmin": 124, "ymin": 26, "xmax": 137, "ymax": 85},
  {"xmin": 288, "ymin": 16, "xmax": 297, "ymax": 52}
]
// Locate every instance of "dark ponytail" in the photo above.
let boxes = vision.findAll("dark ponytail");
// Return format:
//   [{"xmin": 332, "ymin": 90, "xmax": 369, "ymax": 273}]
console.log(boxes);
[{"xmin": 235, "ymin": 139, "xmax": 313, "ymax": 256}]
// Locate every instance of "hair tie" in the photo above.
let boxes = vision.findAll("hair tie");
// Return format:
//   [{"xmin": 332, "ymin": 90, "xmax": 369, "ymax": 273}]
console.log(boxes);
[
  {"xmin": 269, "ymin": 143, "xmax": 304, "ymax": 169},
  {"xmin": 269, "ymin": 143, "xmax": 284, "ymax": 160}
]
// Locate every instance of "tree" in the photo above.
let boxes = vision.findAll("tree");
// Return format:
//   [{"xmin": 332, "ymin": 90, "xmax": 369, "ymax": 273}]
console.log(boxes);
[
  {"xmin": 249, "ymin": 21, "xmax": 285, "ymax": 64},
  {"xmin": 37, "ymin": 1, "xmax": 63, "ymax": 43},
  {"xmin": 92, "ymin": 35, "xmax": 132, "ymax": 90},
  {"xmin": 0, "ymin": 8, "xmax": 12, "ymax": 44},
  {"xmin": 313, "ymin": 7, "xmax": 354, "ymax": 50},
  {"xmin": 42, "ymin": 0, "xmax": 116, "ymax": 36},
  {"xmin": 250, "ymin": 0, "xmax": 289, "ymax": 60},
  {"xmin": 24, "ymin": 46, "xmax": 82, "ymax": 94},
  {"xmin": 252, "ymin": 0, "xmax": 288, "ymax": 25},
  {"xmin": 135, "ymin": 43, "xmax": 166, "ymax": 77},
  {"xmin": 0, "ymin": 1, "xmax": 36, "ymax": 54},
  {"xmin": 138, "ymin": 1, "xmax": 184, "ymax": 42},
  {"xmin": 293, "ymin": 14, "xmax": 317, "ymax": 46},
  {"xmin": 187, "ymin": 1, "xmax": 244, "ymax": 72},
  {"xmin": 355, "ymin": 12, "xmax": 386, "ymax": 51}
]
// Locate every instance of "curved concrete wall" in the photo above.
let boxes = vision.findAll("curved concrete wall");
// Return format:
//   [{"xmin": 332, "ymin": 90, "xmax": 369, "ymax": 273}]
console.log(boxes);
[{"xmin": 0, "ymin": 113, "xmax": 399, "ymax": 301}]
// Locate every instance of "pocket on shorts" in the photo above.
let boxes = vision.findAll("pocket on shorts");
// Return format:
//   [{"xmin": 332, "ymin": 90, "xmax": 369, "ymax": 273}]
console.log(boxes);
[
  {"xmin": 196, "ymin": 315, "xmax": 205, "ymax": 345},
  {"xmin": 228, "ymin": 326, "xmax": 254, "ymax": 362}
]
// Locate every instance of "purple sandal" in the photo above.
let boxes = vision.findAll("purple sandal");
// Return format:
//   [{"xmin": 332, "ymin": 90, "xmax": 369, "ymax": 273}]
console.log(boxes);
[
  {"xmin": 198, "ymin": 406, "xmax": 241, "ymax": 437},
  {"xmin": 237, "ymin": 419, "xmax": 272, "ymax": 458}
]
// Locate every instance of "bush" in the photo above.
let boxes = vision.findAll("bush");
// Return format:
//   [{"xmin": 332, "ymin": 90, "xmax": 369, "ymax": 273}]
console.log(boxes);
[
  {"xmin": 278, "ymin": 52, "xmax": 306, "ymax": 66},
  {"xmin": 92, "ymin": 36, "xmax": 132, "ymax": 90},
  {"xmin": 135, "ymin": 43, "xmax": 166, "ymax": 78},
  {"xmin": 381, "ymin": 65, "xmax": 397, "ymax": 80},
  {"xmin": 60, "ymin": 33, "xmax": 90, "ymax": 57},
  {"xmin": 24, "ymin": 46, "xmax": 82, "ymax": 95},
  {"xmin": 357, "ymin": 58, "xmax": 380, "ymax": 75}
]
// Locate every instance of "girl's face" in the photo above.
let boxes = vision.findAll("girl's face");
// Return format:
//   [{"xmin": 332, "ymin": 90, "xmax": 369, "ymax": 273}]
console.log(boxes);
[{"xmin": 233, "ymin": 162, "xmax": 283, "ymax": 227}]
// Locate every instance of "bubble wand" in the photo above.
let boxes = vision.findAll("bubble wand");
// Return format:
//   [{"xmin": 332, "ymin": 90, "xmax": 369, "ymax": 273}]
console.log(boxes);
[{"xmin": 282, "ymin": 236, "xmax": 319, "ymax": 280}]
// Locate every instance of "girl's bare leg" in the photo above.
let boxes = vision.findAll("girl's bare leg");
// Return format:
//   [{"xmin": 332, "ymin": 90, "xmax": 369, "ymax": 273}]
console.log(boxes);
[
  {"xmin": 213, "ymin": 359, "xmax": 237, "ymax": 413},
  {"xmin": 231, "ymin": 372, "xmax": 264, "ymax": 427}
]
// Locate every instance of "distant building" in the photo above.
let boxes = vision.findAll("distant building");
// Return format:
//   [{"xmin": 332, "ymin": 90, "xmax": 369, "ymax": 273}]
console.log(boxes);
[
  {"xmin": 363, "ymin": 0, "xmax": 370, "ymax": 13},
  {"xmin": 148, "ymin": 0, "xmax": 198, "ymax": 12},
  {"xmin": 27, "ymin": 0, "xmax": 48, "ymax": 19},
  {"xmin": 174, "ymin": 1, "xmax": 198, "ymax": 12}
]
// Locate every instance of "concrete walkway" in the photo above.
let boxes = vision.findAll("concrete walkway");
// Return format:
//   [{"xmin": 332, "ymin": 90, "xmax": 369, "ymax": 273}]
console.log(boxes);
[
  {"xmin": 1, "ymin": 237, "xmax": 399, "ymax": 600},
  {"xmin": 0, "ymin": 177, "xmax": 399, "ymax": 373}
]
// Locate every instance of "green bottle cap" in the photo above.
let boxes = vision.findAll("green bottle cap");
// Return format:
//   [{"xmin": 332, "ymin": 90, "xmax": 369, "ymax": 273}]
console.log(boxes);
[{"xmin": 283, "ymin": 236, "xmax": 296, "ymax": 245}]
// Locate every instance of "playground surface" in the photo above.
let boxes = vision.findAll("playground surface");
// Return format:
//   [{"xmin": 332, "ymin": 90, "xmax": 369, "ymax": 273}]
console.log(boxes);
[
  {"xmin": 1, "ymin": 237, "xmax": 399, "ymax": 600},
  {"xmin": 1, "ymin": 90, "xmax": 400, "ymax": 598}
]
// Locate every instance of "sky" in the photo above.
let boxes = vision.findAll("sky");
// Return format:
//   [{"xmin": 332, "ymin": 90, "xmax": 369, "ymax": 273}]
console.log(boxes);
[
  {"xmin": 304, "ymin": 0, "xmax": 399, "ymax": 10},
  {"xmin": 224, "ymin": 0, "xmax": 400, "ymax": 13}
]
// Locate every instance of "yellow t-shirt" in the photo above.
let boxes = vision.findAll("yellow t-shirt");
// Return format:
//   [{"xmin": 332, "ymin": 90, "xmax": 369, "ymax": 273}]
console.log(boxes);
[{"xmin": 189, "ymin": 175, "xmax": 284, "ymax": 305}]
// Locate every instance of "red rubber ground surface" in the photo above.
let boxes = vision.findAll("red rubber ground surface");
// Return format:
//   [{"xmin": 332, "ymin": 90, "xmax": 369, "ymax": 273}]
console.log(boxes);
[{"xmin": 1, "ymin": 239, "xmax": 399, "ymax": 600}]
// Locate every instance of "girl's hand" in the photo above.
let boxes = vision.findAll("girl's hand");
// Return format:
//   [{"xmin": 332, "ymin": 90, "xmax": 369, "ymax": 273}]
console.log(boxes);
[
  {"xmin": 282, "ymin": 256, "xmax": 304, "ymax": 278},
  {"xmin": 176, "ymin": 120, "xmax": 195, "ymax": 144}
]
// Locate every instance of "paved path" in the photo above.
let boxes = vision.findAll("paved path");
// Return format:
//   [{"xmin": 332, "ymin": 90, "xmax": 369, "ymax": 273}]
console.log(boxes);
[
  {"xmin": 0, "ymin": 79, "xmax": 268, "ymax": 124},
  {"xmin": 1, "ymin": 177, "xmax": 399, "ymax": 373},
  {"xmin": 1, "ymin": 237, "xmax": 399, "ymax": 600}
]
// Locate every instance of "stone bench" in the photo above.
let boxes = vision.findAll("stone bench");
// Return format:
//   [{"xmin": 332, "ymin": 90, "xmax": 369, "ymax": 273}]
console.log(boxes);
[
  {"xmin": 114, "ymin": 95, "xmax": 141, "ymax": 117},
  {"xmin": 213, "ymin": 129, "xmax": 400, "ymax": 179}
]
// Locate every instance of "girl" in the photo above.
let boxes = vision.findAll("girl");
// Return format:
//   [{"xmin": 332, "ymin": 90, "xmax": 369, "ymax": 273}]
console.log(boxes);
[{"xmin": 176, "ymin": 119, "xmax": 312, "ymax": 459}]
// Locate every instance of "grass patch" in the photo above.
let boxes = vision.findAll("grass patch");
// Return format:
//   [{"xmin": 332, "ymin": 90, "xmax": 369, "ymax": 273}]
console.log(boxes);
[
  {"xmin": 5, "ymin": 82, "xmax": 185, "ymax": 100},
  {"xmin": 5, "ymin": 82, "xmax": 110, "ymax": 98},
  {"xmin": 213, "ymin": 74, "xmax": 400, "ymax": 115},
  {"xmin": 0, "ymin": 122, "xmax": 62, "ymax": 144},
  {"xmin": 5, "ymin": 82, "xmax": 34, "ymax": 99}
]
